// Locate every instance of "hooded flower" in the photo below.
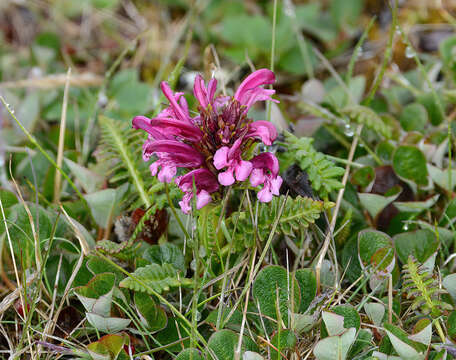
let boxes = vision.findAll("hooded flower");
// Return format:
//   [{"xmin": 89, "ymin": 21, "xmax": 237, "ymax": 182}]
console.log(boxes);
[
  {"xmin": 176, "ymin": 169, "xmax": 219, "ymax": 214},
  {"xmin": 133, "ymin": 69, "xmax": 282, "ymax": 212}
]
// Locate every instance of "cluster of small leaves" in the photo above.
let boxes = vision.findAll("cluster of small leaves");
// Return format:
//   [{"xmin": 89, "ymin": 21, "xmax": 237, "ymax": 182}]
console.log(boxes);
[
  {"xmin": 340, "ymin": 104, "xmax": 392, "ymax": 139},
  {"xmin": 230, "ymin": 195, "xmax": 332, "ymax": 250},
  {"xmin": 280, "ymin": 132, "xmax": 344, "ymax": 198},
  {"xmin": 402, "ymin": 256, "xmax": 451, "ymax": 317},
  {"xmin": 119, "ymin": 263, "xmax": 192, "ymax": 295}
]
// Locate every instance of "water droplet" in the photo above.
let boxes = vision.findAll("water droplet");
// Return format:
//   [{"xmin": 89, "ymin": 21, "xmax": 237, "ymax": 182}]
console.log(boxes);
[
  {"xmin": 403, "ymin": 224, "xmax": 409, "ymax": 231},
  {"xmin": 395, "ymin": 26, "xmax": 401, "ymax": 36},
  {"xmin": 344, "ymin": 123, "xmax": 354, "ymax": 137},
  {"xmin": 11, "ymin": 110, "xmax": 15, "ymax": 114},
  {"xmin": 405, "ymin": 46, "xmax": 416, "ymax": 58}
]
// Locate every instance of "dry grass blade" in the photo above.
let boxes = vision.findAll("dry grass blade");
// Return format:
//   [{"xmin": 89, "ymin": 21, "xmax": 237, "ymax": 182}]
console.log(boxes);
[
  {"xmin": 0, "ymin": 73, "xmax": 103, "ymax": 89},
  {"xmin": 53, "ymin": 68, "xmax": 71, "ymax": 204}
]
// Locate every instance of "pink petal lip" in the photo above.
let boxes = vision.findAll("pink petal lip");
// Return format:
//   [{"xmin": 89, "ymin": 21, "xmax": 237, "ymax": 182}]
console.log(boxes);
[
  {"xmin": 251, "ymin": 152, "xmax": 280, "ymax": 176},
  {"xmin": 144, "ymin": 140, "xmax": 204, "ymax": 167},
  {"xmin": 177, "ymin": 168, "xmax": 219, "ymax": 193},
  {"xmin": 213, "ymin": 146, "xmax": 229, "ymax": 170},
  {"xmin": 234, "ymin": 160, "xmax": 252, "ymax": 181},
  {"xmin": 247, "ymin": 120, "xmax": 278, "ymax": 146},
  {"xmin": 234, "ymin": 69, "xmax": 276, "ymax": 101}
]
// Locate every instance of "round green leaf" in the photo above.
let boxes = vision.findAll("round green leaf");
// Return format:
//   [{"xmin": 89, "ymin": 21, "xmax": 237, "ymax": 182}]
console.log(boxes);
[
  {"xmin": 332, "ymin": 305, "xmax": 361, "ymax": 331},
  {"xmin": 393, "ymin": 146, "xmax": 428, "ymax": 185},
  {"xmin": 358, "ymin": 230, "xmax": 392, "ymax": 267},
  {"xmin": 176, "ymin": 349, "xmax": 203, "ymax": 360},
  {"xmin": 399, "ymin": 103, "xmax": 428, "ymax": 132},
  {"xmin": 134, "ymin": 292, "xmax": 167, "ymax": 332},
  {"xmin": 393, "ymin": 229, "xmax": 439, "ymax": 264},
  {"xmin": 252, "ymin": 266, "xmax": 300, "ymax": 330},
  {"xmin": 206, "ymin": 330, "xmax": 258, "ymax": 360},
  {"xmin": 295, "ymin": 269, "xmax": 316, "ymax": 313}
]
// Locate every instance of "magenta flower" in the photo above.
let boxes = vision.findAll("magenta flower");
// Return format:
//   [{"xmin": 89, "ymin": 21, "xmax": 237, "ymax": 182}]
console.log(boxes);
[
  {"xmin": 176, "ymin": 169, "xmax": 219, "ymax": 214},
  {"xmin": 133, "ymin": 69, "xmax": 282, "ymax": 212},
  {"xmin": 250, "ymin": 152, "xmax": 283, "ymax": 203}
]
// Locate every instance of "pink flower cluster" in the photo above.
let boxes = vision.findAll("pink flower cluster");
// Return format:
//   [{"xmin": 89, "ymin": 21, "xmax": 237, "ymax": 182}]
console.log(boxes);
[{"xmin": 133, "ymin": 69, "xmax": 282, "ymax": 213}]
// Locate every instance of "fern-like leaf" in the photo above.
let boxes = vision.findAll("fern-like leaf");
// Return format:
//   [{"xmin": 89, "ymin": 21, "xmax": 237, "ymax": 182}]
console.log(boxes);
[
  {"xmin": 230, "ymin": 196, "xmax": 333, "ymax": 250},
  {"xmin": 341, "ymin": 105, "xmax": 392, "ymax": 139},
  {"xmin": 98, "ymin": 115, "xmax": 151, "ymax": 208},
  {"xmin": 280, "ymin": 132, "xmax": 345, "ymax": 199},
  {"xmin": 402, "ymin": 256, "xmax": 451, "ymax": 316},
  {"xmin": 119, "ymin": 263, "xmax": 192, "ymax": 294}
]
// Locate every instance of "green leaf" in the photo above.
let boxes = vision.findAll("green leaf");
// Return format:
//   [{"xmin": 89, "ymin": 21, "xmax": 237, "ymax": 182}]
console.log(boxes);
[
  {"xmin": 144, "ymin": 243, "xmax": 185, "ymax": 272},
  {"xmin": 427, "ymin": 164, "xmax": 456, "ymax": 191},
  {"xmin": 84, "ymin": 186, "xmax": 127, "ymax": 229},
  {"xmin": 399, "ymin": 103, "xmax": 428, "ymax": 132},
  {"xmin": 358, "ymin": 230, "xmax": 392, "ymax": 268},
  {"xmin": 332, "ymin": 305, "xmax": 361, "ymax": 331},
  {"xmin": 119, "ymin": 263, "xmax": 191, "ymax": 295},
  {"xmin": 314, "ymin": 328, "xmax": 357, "ymax": 360},
  {"xmin": 86, "ymin": 313, "xmax": 131, "ymax": 334},
  {"xmin": 394, "ymin": 194, "xmax": 439, "ymax": 213},
  {"xmin": 17, "ymin": 93, "xmax": 40, "ymax": 133},
  {"xmin": 206, "ymin": 330, "xmax": 258, "ymax": 360},
  {"xmin": 280, "ymin": 132, "xmax": 344, "ymax": 198},
  {"xmin": 385, "ymin": 328, "xmax": 425, "ymax": 360},
  {"xmin": 417, "ymin": 92, "xmax": 445, "ymax": 126},
  {"xmin": 64, "ymin": 158, "xmax": 104, "ymax": 194},
  {"xmin": 74, "ymin": 273, "xmax": 116, "ymax": 317},
  {"xmin": 364, "ymin": 303, "xmax": 385, "ymax": 327},
  {"xmin": 134, "ymin": 292, "xmax": 167, "ymax": 332},
  {"xmin": 176, "ymin": 349, "xmax": 204, "ymax": 360},
  {"xmin": 270, "ymin": 330, "xmax": 297, "ymax": 359},
  {"xmin": 87, "ymin": 333, "xmax": 129, "ymax": 360},
  {"xmin": 295, "ymin": 269, "xmax": 316, "ymax": 313},
  {"xmin": 231, "ymin": 195, "xmax": 330, "ymax": 250},
  {"xmin": 341, "ymin": 104, "xmax": 392, "ymax": 138},
  {"xmin": 322, "ymin": 311, "xmax": 346, "ymax": 336},
  {"xmin": 358, "ymin": 191, "xmax": 400, "ymax": 219},
  {"xmin": 252, "ymin": 266, "xmax": 300, "ymax": 331},
  {"xmin": 98, "ymin": 115, "xmax": 152, "ymax": 208},
  {"xmin": 443, "ymin": 274, "xmax": 456, "ymax": 303},
  {"xmin": 393, "ymin": 229, "xmax": 439, "ymax": 264},
  {"xmin": 448, "ymin": 311, "xmax": 456, "ymax": 341},
  {"xmin": 393, "ymin": 146, "xmax": 428, "ymax": 185}
]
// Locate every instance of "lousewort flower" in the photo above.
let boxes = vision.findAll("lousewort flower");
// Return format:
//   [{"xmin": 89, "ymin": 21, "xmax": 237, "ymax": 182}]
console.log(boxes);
[{"xmin": 133, "ymin": 69, "xmax": 282, "ymax": 213}]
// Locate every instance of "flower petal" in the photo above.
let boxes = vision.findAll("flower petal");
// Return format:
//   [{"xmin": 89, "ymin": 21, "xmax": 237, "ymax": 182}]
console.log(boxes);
[
  {"xmin": 196, "ymin": 190, "xmax": 212, "ymax": 209},
  {"xmin": 247, "ymin": 121, "xmax": 278, "ymax": 146},
  {"xmin": 133, "ymin": 116, "xmax": 169, "ymax": 140},
  {"xmin": 158, "ymin": 165, "xmax": 177, "ymax": 183},
  {"xmin": 270, "ymin": 176, "xmax": 283, "ymax": 195},
  {"xmin": 179, "ymin": 193, "xmax": 192, "ymax": 214},
  {"xmin": 160, "ymin": 82, "xmax": 190, "ymax": 122},
  {"xmin": 144, "ymin": 140, "xmax": 204, "ymax": 168},
  {"xmin": 177, "ymin": 169, "xmax": 219, "ymax": 192},
  {"xmin": 213, "ymin": 147, "xmax": 229, "ymax": 169},
  {"xmin": 234, "ymin": 69, "xmax": 276, "ymax": 102},
  {"xmin": 234, "ymin": 160, "xmax": 252, "ymax": 181},
  {"xmin": 149, "ymin": 118, "xmax": 202, "ymax": 142},
  {"xmin": 218, "ymin": 169, "xmax": 235, "ymax": 186},
  {"xmin": 250, "ymin": 168, "xmax": 265, "ymax": 187},
  {"xmin": 257, "ymin": 186, "xmax": 273, "ymax": 203},
  {"xmin": 251, "ymin": 152, "xmax": 280, "ymax": 176}
]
